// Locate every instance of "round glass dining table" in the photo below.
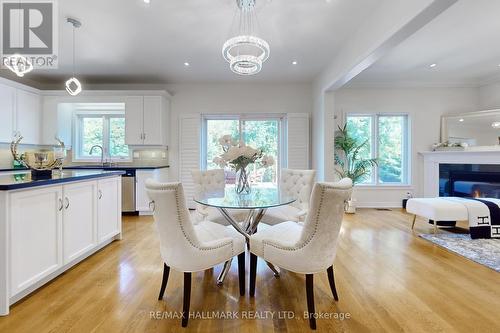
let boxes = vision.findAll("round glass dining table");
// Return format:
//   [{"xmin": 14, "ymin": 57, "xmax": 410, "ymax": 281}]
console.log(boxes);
[{"xmin": 194, "ymin": 186, "xmax": 296, "ymax": 285}]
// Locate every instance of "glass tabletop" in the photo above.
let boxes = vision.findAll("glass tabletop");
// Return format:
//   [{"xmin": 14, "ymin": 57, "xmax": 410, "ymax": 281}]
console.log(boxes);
[{"xmin": 194, "ymin": 186, "xmax": 296, "ymax": 210}]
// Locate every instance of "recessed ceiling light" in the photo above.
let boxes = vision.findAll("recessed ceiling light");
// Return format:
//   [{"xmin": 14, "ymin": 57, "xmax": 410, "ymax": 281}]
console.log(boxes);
[
  {"xmin": 144, "ymin": 0, "xmax": 150, "ymax": 3},
  {"xmin": 184, "ymin": 62, "xmax": 190, "ymax": 67},
  {"xmin": 459, "ymin": 118, "xmax": 464, "ymax": 122},
  {"xmin": 292, "ymin": 61, "xmax": 298, "ymax": 65},
  {"xmin": 492, "ymin": 122, "xmax": 500, "ymax": 128},
  {"xmin": 429, "ymin": 63, "xmax": 437, "ymax": 68}
]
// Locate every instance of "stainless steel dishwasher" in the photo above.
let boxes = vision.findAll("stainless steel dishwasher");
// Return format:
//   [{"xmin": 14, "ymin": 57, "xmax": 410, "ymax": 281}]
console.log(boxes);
[{"xmin": 121, "ymin": 169, "xmax": 136, "ymax": 213}]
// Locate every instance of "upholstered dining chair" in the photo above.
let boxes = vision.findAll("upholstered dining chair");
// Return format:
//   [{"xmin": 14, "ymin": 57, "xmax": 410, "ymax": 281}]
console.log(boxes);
[
  {"xmin": 262, "ymin": 169, "xmax": 316, "ymax": 225},
  {"xmin": 191, "ymin": 169, "xmax": 225, "ymax": 222},
  {"xmin": 249, "ymin": 179, "xmax": 352, "ymax": 330},
  {"xmin": 191, "ymin": 169, "xmax": 247, "ymax": 225},
  {"xmin": 145, "ymin": 180, "xmax": 246, "ymax": 327}
]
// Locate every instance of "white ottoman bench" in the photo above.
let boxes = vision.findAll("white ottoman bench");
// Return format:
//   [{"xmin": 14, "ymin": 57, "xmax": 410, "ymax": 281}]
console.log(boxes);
[{"xmin": 406, "ymin": 198, "xmax": 469, "ymax": 232}]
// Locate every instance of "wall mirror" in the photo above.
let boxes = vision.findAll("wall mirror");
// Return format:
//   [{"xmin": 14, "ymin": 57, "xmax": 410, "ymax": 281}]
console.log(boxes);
[{"xmin": 441, "ymin": 110, "xmax": 500, "ymax": 147}]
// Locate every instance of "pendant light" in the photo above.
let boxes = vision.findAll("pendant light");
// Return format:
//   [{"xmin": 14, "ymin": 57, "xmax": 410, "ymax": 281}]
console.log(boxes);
[
  {"xmin": 65, "ymin": 18, "xmax": 82, "ymax": 96},
  {"xmin": 5, "ymin": 0, "xmax": 33, "ymax": 77},
  {"xmin": 222, "ymin": 0, "xmax": 270, "ymax": 76}
]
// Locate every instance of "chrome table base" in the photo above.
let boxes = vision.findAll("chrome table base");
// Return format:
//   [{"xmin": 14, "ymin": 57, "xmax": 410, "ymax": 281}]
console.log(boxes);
[{"xmin": 216, "ymin": 207, "xmax": 280, "ymax": 285}]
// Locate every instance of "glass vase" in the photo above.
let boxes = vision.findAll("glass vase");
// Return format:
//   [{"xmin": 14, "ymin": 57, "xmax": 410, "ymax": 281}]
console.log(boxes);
[{"xmin": 236, "ymin": 166, "xmax": 251, "ymax": 194}]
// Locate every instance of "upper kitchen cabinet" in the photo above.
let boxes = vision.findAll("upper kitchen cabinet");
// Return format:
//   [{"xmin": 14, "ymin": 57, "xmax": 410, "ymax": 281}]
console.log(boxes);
[
  {"xmin": 16, "ymin": 90, "xmax": 41, "ymax": 144},
  {"xmin": 125, "ymin": 95, "xmax": 169, "ymax": 146},
  {"xmin": 0, "ymin": 83, "xmax": 16, "ymax": 143},
  {"xmin": 0, "ymin": 80, "xmax": 41, "ymax": 145}
]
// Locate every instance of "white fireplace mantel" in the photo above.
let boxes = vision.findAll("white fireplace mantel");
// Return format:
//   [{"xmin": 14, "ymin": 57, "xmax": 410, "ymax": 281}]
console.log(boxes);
[{"xmin": 420, "ymin": 150, "xmax": 500, "ymax": 197}]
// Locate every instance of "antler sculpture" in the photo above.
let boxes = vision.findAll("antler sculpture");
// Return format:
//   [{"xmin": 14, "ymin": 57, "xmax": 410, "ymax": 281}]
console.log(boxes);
[{"xmin": 10, "ymin": 135, "xmax": 62, "ymax": 170}]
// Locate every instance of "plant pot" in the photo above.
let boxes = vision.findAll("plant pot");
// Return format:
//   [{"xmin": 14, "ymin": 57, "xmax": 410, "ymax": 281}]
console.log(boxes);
[{"xmin": 345, "ymin": 199, "xmax": 357, "ymax": 214}]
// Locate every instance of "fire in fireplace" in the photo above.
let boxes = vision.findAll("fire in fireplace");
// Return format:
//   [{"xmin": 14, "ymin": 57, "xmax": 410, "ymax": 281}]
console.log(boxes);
[{"xmin": 439, "ymin": 164, "xmax": 500, "ymax": 198}]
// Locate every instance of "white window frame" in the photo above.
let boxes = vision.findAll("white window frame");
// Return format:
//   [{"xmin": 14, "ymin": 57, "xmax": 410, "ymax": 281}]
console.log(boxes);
[
  {"xmin": 73, "ymin": 111, "xmax": 131, "ymax": 162},
  {"xmin": 201, "ymin": 114, "xmax": 286, "ymax": 179},
  {"xmin": 344, "ymin": 113, "xmax": 411, "ymax": 187}
]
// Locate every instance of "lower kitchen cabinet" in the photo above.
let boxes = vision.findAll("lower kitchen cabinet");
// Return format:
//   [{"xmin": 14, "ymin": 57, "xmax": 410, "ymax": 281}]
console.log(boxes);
[
  {"xmin": 136, "ymin": 170, "xmax": 154, "ymax": 213},
  {"xmin": 0, "ymin": 175, "xmax": 122, "ymax": 315},
  {"xmin": 9, "ymin": 186, "xmax": 63, "ymax": 296},
  {"xmin": 62, "ymin": 181, "xmax": 97, "ymax": 264},
  {"xmin": 97, "ymin": 177, "xmax": 121, "ymax": 243}
]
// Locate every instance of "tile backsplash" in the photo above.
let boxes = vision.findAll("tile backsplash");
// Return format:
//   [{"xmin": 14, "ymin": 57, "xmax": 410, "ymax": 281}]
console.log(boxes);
[
  {"xmin": 66, "ymin": 147, "xmax": 169, "ymax": 167},
  {"xmin": 0, "ymin": 145, "xmax": 13, "ymax": 169},
  {"xmin": 0, "ymin": 144, "xmax": 169, "ymax": 169}
]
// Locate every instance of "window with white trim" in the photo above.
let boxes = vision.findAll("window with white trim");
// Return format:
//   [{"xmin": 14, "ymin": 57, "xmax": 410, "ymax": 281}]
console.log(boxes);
[
  {"xmin": 202, "ymin": 115, "xmax": 284, "ymax": 186},
  {"xmin": 345, "ymin": 114, "xmax": 410, "ymax": 185},
  {"xmin": 74, "ymin": 107, "xmax": 130, "ymax": 161}
]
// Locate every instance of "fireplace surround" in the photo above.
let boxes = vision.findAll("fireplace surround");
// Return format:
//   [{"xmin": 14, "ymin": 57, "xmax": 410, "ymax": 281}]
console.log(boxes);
[{"xmin": 421, "ymin": 150, "xmax": 500, "ymax": 197}]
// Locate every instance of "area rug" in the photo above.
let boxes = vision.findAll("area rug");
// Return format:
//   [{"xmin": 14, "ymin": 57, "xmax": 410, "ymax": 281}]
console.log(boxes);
[{"xmin": 420, "ymin": 234, "xmax": 500, "ymax": 272}]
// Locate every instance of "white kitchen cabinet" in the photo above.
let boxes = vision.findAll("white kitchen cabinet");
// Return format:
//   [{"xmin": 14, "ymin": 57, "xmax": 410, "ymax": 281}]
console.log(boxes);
[
  {"xmin": 62, "ymin": 181, "xmax": 97, "ymax": 264},
  {"xmin": 0, "ymin": 83, "xmax": 16, "ymax": 143},
  {"xmin": 16, "ymin": 89, "xmax": 41, "ymax": 144},
  {"xmin": 125, "ymin": 96, "xmax": 169, "ymax": 146},
  {"xmin": 125, "ymin": 96, "xmax": 144, "ymax": 145},
  {"xmin": 143, "ymin": 96, "xmax": 164, "ymax": 145},
  {"xmin": 1, "ymin": 174, "xmax": 122, "ymax": 315},
  {"xmin": 136, "ymin": 170, "xmax": 154, "ymax": 213},
  {"xmin": 9, "ymin": 186, "xmax": 63, "ymax": 296},
  {"xmin": 97, "ymin": 177, "xmax": 121, "ymax": 243}
]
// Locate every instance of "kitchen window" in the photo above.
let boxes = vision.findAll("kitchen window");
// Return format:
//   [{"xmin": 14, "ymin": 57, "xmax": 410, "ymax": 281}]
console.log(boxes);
[
  {"xmin": 202, "ymin": 115, "xmax": 284, "ymax": 186},
  {"xmin": 345, "ymin": 114, "xmax": 410, "ymax": 185},
  {"xmin": 74, "ymin": 112, "xmax": 130, "ymax": 162}
]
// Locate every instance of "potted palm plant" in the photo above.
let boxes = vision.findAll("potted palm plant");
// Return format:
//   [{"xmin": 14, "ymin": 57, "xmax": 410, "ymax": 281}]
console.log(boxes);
[{"xmin": 334, "ymin": 124, "xmax": 378, "ymax": 213}]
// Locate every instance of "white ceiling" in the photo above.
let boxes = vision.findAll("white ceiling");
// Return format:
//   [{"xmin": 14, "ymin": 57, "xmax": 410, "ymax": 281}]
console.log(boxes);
[
  {"xmin": 348, "ymin": 0, "xmax": 500, "ymax": 87},
  {"xmin": 0, "ymin": 0, "xmax": 383, "ymax": 86}
]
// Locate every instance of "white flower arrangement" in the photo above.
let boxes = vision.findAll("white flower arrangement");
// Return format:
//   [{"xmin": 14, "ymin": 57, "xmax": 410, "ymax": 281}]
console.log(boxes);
[{"xmin": 213, "ymin": 135, "xmax": 275, "ymax": 172}]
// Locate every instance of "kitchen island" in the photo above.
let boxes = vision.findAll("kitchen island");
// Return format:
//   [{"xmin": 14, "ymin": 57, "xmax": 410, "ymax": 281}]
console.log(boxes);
[{"xmin": 0, "ymin": 170, "xmax": 124, "ymax": 315}]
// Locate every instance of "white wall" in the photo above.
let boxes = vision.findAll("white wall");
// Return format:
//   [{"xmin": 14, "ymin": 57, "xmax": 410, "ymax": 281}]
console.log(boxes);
[
  {"xmin": 333, "ymin": 87, "xmax": 479, "ymax": 207},
  {"xmin": 312, "ymin": 0, "xmax": 455, "ymax": 181},
  {"xmin": 478, "ymin": 83, "xmax": 500, "ymax": 110},
  {"xmin": 165, "ymin": 83, "xmax": 313, "ymax": 181}
]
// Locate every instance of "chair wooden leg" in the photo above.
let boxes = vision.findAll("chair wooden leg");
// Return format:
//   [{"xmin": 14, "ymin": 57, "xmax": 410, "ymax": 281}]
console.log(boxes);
[
  {"xmin": 238, "ymin": 252, "xmax": 245, "ymax": 296},
  {"xmin": 327, "ymin": 266, "xmax": 339, "ymax": 301},
  {"xmin": 182, "ymin": 272, "xmax": 191, "ymax": 327},
  {"xmin": 250, "ymin": 253, "xmax": 257, "ymax": 297},
  {"xmin": 158, "ymin": 263, "xmax": 170, "ymax": 300},
  {"xmin": 411, "ymin": 214, "xmax": 417, "ymax": 230},
  {"xmin": 306, "ymin": 274, "xmax": 317, "ymax": 330}
]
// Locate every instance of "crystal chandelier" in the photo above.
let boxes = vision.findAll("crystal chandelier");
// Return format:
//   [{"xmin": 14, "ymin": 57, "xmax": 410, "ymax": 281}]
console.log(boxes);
[
  {"xmin": 222, "ymin": 0, "xmax": 270, "ymax": 76},
  {"xmin": 65, "ymin": 18, "xmax": 82, "ymax": 96}
]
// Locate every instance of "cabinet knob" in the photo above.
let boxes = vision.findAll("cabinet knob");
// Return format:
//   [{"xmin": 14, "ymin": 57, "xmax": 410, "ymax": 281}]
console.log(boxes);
[
  {"xmin": 58, "ymin": 198, "xmax": 63, "ymax": 211},
  {"xmin": 64, "ymin": 197, "xmax": 70, "ymax": 209},
  {"xmin": 98, "ymin": 190, "xmax": 103, "ymax": 199}
]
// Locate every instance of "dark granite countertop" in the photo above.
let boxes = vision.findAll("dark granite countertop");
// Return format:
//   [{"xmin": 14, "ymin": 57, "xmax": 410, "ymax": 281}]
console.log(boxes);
[
  {"xmin": 0, "ymin": 165, "xmax": 170, "ymax": 172},
  {"xmin": 0, "ymin": 170, "xmax": 125, "ymax": 191},
  {"xmin": 63, "ymin": 165, "xmax": 170, "ymax": 170}
]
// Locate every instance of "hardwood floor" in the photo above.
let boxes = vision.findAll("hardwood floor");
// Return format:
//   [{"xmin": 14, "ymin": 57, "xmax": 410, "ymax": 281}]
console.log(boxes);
[{"xmin": 0, "ymin": 209, "xmax": 499, "ymax": 332}]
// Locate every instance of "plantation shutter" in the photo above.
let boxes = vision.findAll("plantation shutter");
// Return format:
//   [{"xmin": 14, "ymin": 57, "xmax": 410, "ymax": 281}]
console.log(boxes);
[
  {"xmin": 287, "ymin": 113, "xmax": 310, "ymax": 169},
  {"xmin": 179, "ymin": 114, "xmax": 201, "ymax": 209}
]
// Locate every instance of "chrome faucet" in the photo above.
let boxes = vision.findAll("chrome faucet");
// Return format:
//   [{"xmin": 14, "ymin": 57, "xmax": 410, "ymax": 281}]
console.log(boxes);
[{"xmin": 89, "ymin": 145, "xmax": 105, "ymax": 166}]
